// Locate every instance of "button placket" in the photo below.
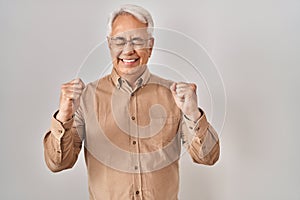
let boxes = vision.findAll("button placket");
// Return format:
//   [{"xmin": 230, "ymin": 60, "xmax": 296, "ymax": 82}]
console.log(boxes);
[
  {"xmin": 130, "ymin": 90, "xmax": 142, "ymax": 198},
  {"xmin": 129, "ymin": 91, "xmax": 138, "ymax": 149}
]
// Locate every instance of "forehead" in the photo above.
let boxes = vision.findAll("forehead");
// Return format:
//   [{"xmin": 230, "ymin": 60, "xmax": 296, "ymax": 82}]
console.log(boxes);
[{"xmin": 111, "ymin": 14, "xmax": 149, "ymax": 37}]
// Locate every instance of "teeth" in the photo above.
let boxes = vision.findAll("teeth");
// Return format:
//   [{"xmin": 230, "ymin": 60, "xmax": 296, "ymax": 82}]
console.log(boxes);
[{"xmin": 122, "ymin": 59, "xmax": 136, "ymax": 63}]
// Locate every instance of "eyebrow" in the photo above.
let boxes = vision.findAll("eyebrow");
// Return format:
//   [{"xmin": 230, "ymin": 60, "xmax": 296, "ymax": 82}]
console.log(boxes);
[
  {"xmin": 111, "ymin": 36, "xmax": 146, "ymax": 40},
  {"xmin": 112, "ymin": 36, "xmax": 126, "ymax": 40}
]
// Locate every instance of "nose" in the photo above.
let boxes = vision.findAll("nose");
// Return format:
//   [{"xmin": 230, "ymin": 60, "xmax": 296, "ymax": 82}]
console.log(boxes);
[{"xmin": 122, "ymin": 41, "xmax": 135, "ymax": 54}]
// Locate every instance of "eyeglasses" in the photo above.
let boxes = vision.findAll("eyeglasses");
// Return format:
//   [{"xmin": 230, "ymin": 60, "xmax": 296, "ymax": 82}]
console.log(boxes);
[{"xmin": 109, "ymin": 36, "xmax": 151, "ymax": 49}]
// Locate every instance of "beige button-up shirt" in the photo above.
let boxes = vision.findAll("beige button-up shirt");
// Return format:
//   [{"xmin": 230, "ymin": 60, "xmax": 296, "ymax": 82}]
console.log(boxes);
[{"xmin": 44, "ymin": 68, "xmax": 220, "ymax": 200}]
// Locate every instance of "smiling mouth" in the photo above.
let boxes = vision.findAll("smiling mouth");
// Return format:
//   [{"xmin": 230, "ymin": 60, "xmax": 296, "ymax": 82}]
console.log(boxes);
[{"xmin": 119, "ymin": 58, "xmax": 140, "ymax": 64}]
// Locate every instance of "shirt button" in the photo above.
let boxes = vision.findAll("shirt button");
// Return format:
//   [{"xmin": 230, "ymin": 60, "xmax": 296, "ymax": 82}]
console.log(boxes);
[
  {"xmin": 136, "ymin": 191, "xmax": 140, "ymax": 195},
  {"xmin": 132, "ymin": 141, "xmax": 136, "ymax": 145},
  {"xmin": 134, "ymin": 166, "xmax": 138, "ymax": 170},
  {"xmin": 58, "ymin": 130, "xmax": 63, "ymax": 133},
  {"xmin": 57, "ymin": 150, "xmax": 61, "ymax": 153},
  {"xmin": 131, "ymin": 116, "xmax": 135, "ymax": 120},
  {"xmin": 131, "ymin": 93, "xmax": 134, "ymax": 97}
]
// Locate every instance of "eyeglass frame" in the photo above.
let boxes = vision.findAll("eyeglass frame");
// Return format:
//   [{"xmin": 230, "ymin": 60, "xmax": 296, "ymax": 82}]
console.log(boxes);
[{"xmin": 108, "ymin": 36, "xmax": 153, "ymax": 50}]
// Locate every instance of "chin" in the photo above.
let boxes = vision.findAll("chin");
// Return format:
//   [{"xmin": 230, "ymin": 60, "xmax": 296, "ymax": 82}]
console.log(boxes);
[
  {"xmin": 116, "ymin": 64, "xmax": 146, "ymax": 76},
  {"xmin": 118, "ymin": 66, "xmax": 141, "ymax": 75}
]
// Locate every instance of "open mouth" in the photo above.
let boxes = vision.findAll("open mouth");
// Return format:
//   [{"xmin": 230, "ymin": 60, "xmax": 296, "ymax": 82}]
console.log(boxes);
[{"xmin": 119, "ymin": 58, "xmax": 140, "ymax": 65}]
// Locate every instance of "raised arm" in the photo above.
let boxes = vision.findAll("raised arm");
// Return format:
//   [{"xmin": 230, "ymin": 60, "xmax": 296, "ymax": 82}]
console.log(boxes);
[
  {"xmin": 43, "ymin": 78, "xmax": 85, "ymax": 172},
  {"xmin": 170, "ymin": 82, "xmax": 220, "ymax": 165}
]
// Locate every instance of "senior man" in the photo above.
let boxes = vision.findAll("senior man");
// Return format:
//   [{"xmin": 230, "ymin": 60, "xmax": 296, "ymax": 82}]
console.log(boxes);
[{"xmin": 44, "ymin": 4, "xmax": 220, "ymax": 200}]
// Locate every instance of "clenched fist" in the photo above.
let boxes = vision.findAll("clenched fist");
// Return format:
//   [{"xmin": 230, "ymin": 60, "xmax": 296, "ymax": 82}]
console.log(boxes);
[
  {"xmin": 56, "ymin": 78, "xmax": 85, "ymax": 122},
  {"xmin": 170, "ymin": 82, "xmax": 201, "ymax": 122}
]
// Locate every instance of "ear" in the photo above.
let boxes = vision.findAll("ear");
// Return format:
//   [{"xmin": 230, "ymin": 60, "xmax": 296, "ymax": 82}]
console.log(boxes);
[
  {"xmin": 107, "ymin": 36, "xmax": 112, "ymax": 50},
  {"xmin": 148, "ymin": 37, "xmax": 154, "ymax": 57}
]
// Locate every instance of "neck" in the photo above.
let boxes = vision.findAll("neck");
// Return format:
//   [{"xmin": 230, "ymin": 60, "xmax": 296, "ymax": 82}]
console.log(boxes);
[{"xmin": 122, "ymin": 75, "xmax": 138, "ymax": 88}]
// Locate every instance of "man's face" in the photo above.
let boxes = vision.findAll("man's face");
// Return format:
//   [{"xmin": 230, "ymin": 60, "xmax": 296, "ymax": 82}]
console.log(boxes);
[{"xmin": 108, "ymin": 14, "xmax": 154, "ymax": 77}]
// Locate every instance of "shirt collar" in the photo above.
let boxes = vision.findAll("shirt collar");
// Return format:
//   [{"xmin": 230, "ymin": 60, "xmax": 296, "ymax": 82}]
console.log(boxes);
[{"xmin": 110, "ymin": 67, "xmax": 151, "ymax": 89}]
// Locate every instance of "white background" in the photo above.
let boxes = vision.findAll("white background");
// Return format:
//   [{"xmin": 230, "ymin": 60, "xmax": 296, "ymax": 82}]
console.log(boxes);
[{"xmin": 1, "ymin": 0, "xmax": 299, "ymax": 199}]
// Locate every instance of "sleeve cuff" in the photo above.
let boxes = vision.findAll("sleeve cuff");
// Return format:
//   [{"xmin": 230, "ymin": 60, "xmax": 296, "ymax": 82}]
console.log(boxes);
[
  {"xmin": 183, "ymin": 108, "xmax": 209, "ymax": 137},
  {"xmin": 50, "ymin": 110, "xmax": 74, "ymax": 140}
]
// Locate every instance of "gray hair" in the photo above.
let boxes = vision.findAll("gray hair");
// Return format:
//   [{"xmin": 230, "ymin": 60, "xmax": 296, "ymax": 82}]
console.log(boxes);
[{"xmin": 107, "ymin": 4, "xmax": 154, "ymax": 36}]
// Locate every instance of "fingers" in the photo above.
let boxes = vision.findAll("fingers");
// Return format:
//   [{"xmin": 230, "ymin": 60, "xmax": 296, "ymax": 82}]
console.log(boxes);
[
  {"xmin": 174, "ymin": 82, "xmax": 196, "ymax": 91},
  {"xmin": 191, "ymin": 83, "xmax": 197, "ymax": 91},
  {"xmin": 170, "ymin": 82, "xmax": 199, "ymax": 117},
  {"xmin": 170, "ymin": 82, "xmax": 177, "ymax": 94},
  {"xmin": 61, "ymin": 78, "xmax": 85, "ymax": 100},
  {"xmin": 61, "ymin": 89, "xmax": 83, "ymax": 100},
  {"xmin": 170, "ymin": 82, "xmax": 197, "ymax": 104},
  {"xmin": 71, "ymin": 78, "xmax": 85, "ymax": 86},
  {"xmin": 63, "ymin": 78, "xmax": 85, "ymax": 89},
  {"xmin": 170, "ymin": 82, "xmax": 197, "ymax": 94},
  {"xmin": 170, "ymin": 82, "xmax": 184, "ymax": 99},
  {"xmin": 57, "ymin": 78, "xmax": 85, "ymax": 122}
]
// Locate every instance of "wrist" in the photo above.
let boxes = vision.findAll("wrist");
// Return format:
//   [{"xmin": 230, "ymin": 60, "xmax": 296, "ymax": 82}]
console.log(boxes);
[
  {"xmin": 185, "ymin": 109, "xmax": 201, "ymax": 122},
  {"xmin": 56, "ymin": 111, "xmax": 73, "ymax": 123}
]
